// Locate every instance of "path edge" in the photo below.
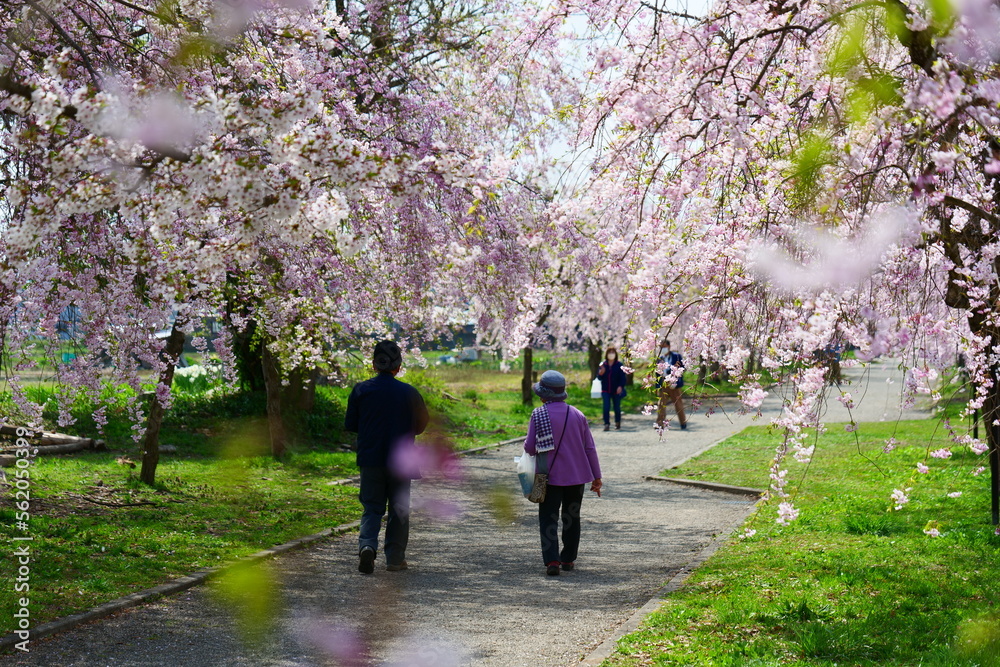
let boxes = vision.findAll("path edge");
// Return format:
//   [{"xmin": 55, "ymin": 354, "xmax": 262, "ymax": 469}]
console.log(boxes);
[
  {"xmin": 0, "ymin": 520, "xmax": 360, "ymax": 650},
  {"xmin": 644, "ymin": 475, "xmax": 764, "ymax": 497},
  {"xmin": 578, "ymin": 503, "xmax": 759, "ymax": 666}
]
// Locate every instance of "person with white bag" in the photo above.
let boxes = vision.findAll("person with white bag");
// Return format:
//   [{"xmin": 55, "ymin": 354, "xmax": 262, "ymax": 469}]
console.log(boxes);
[
  {"xmin": 522, "ymin": 370, "xmax": 603, "ymax": 576},
  {"xmin": 597, "ymin": 347, "xmax": 628, "ymax": 431}
]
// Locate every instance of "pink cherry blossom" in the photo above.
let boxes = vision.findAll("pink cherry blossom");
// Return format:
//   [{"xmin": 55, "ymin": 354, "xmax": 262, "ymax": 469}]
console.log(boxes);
[
  {"xmin": 891, "ymin": 488, "xmax": 911, "ymax": 511},
  {"xmin": 776, "ymin": 502, "xmax": 799, "ymax": 526}
]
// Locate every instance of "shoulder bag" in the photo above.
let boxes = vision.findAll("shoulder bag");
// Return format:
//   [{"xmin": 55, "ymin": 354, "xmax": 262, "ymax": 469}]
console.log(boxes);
[{"xmin": 527, "ymin": 411, "xmax": 569, "ymax": 504}]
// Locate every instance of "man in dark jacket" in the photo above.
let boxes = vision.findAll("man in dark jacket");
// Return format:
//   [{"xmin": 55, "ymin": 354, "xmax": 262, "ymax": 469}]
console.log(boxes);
[
  {"xmin": 655, "ymin": 339, "xmax": 687, "ymax": 430},
  {"xmin": 345, "ymin": 340, "xmax": 429, "ymax": 574}
]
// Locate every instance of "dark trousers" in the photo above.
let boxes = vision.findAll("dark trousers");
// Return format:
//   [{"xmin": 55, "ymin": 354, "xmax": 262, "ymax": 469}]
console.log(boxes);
[
  {"xmin": 538, "ymin": 484, "xmax": 585, "ymax": 565},
  {"xmin": 602, "ymin": 393, "xmax": 622, "ymax": 425},
  {"xmin": 358, "ymin": 466, "xmax": 410, "ymax": 565}
]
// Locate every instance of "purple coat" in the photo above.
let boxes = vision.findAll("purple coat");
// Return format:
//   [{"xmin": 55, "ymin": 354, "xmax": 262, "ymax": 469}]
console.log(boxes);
[{"xmin": 524, "ymin": 402, "xmax": 602, "ymax": 486}]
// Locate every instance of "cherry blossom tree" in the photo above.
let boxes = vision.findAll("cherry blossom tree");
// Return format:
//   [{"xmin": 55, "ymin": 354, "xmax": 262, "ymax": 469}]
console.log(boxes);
[
  {"xmin": 0, "ymin": 0, "xmax": 562, "ymax": 483},
  {"xmin": 534, "ymin": 0, "xmax": 1000, "ymax": 524}
]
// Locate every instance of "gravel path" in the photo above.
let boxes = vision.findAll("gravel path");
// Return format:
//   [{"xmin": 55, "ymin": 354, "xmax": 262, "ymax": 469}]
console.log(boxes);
[{"xmin": 3, "ymin": 359, "xmax": 924, "ymax": 666}]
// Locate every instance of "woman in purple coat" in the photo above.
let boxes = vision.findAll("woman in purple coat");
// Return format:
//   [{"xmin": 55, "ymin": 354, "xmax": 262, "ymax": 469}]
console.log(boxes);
[{"xmin": 524, "ymin": 370, "xmax": 603, "ymax": 576}]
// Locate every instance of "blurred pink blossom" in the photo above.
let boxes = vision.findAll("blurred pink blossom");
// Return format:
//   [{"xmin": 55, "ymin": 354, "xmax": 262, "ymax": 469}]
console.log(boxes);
[
  {"xmin": 385, "ymin": 633, "xmax": 467, "ymax": 667},
  {"xmin": 411, "ymin": 495, "xmax": 463, "ymax": 522},
  {"xmin": 748, "ymin": 206, "xmax": 918, "ymax": 292},
  {"xmin": 944, "ymin": 0, "xmax": 1000, "ymax": 65},
  {"xmin": 389, "ymin": 440, "xmax": 423, "ymax": 479},
  {"xmin": 389, "ymin": 441, "xmax": 463, "ymax": 482},
  {"xmin": 304, "ymin": 621, "xmax": 366, "ymax": 666}
]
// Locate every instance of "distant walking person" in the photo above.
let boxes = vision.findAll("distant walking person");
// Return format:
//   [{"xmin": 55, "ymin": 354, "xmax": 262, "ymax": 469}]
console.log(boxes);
[
  {"xmin": 345, "ymin": 340, "xmax": 429, "ymax": 574},
  {"xmin": 656, "ymin": 339, "xmax": 687, "ymax": 430},
  {"xmin": 597, "ymin": 347, "xmax": 628, "ymax": 431},
  {"xmin": 523, "ymin": 370, "xmax": 603, "ymax": 575}
]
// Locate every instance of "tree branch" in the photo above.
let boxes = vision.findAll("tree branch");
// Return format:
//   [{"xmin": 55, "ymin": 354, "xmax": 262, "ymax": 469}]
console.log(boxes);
[
  {"xmin": 943, "ymin": 195, "xmax": 1000, "ymax": 228},
  {"xmin": 24, "ymin": 0, "xmax": 101, "ymax": 84}
]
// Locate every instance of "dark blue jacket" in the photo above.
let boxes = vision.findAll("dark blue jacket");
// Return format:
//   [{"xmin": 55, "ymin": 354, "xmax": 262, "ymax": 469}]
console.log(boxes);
[
  {"xmin": 345, "ymin": 373, "xmax": 429, "ymax": 468},
  {"xmin": 656, "ymin": 351, "xmax": 685, "ymax": 389},
  {"xmin": 598, "ymin": 360, "xmax": 628, "ymax": 394}
]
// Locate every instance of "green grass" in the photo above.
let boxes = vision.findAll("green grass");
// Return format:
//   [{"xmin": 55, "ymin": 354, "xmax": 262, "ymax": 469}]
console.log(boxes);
[
  {"xmin": 606, "ymin": 420, "xmax": 1000, "ymax": 666},
  {"xmin": 0, "ymin": 447, "xmax": 359, "ymax": 635}
]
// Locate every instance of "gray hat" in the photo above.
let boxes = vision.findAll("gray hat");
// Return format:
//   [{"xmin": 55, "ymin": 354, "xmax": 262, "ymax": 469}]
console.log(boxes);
[{"xmin": 533, "ymin": 370, "xmax": 568, "ymax": 401}]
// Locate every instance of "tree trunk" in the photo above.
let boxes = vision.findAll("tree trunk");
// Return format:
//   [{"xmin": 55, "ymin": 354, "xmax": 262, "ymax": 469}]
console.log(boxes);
[
  {"xmin": 992, "ymin": 418, "xmax": 1000, "ymax": 525},
  {"xmin": 231, "ymin": 319, "xmax": 265, "ymax": 392},
  {"xmin": 587, "ymin": 340, "xmax": 602, "ymax": 381},
  {"xmin": 262, "ymin": 345, "xmax": 287, "ymax": 459},
  {"xmin": 282, "ymin": 366, "xmax": 318, "ymax": 412},
  {"xmin": 140, "ymin": 321, "xmax": 186, "ymax": 486},
  {"xmin": 521, "ymin": 347, "xmax": 534, "ymax": 406},
  {"xmin": 982, "ymin": 366, "xmax": 1000, "ymax": 525},
  {"xmin": 965, "ymin": 309, "xmax": 1000, "ymax": 524}
]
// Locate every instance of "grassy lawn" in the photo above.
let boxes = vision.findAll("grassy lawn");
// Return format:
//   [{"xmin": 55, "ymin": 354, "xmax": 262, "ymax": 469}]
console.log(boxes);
[
  {"xmin": 606, "ymin": 420, "xmax": 1000, "ymax": 666},
  {"xmin": 0, "ymin": 447, "xmax": 360, "ymax": 636}
]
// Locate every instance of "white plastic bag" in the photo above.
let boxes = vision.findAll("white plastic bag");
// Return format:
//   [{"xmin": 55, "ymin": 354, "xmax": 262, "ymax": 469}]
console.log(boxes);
[
  {"xmin": 590, "ymin": 378, "xmax": 602, "ymax": 399},
  {"xmin": 516, "ymin": 451, "xmax": 536, "ymax": 497}
]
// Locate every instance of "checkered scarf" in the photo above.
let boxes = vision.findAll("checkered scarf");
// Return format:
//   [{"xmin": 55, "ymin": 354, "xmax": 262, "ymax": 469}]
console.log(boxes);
[{"xmin": 532, "ymin": 405, "xmax": 556, "ymax": 453}]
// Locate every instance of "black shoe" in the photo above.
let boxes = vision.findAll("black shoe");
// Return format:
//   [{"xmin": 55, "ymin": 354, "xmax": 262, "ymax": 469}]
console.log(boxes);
[
  {"xmin": 561, "ymin": 562, "xmax": 575, "ymax": 571},
  {"xmin": 603, "ymin": 424, "xmax": 610, "ymax": 431},
  {"xmin": 358, "ymin": 546, "xmax": 375, "ymax": 574},
  {"xmin": 386, "ymin": 560, "xmax": 408, "ymax": 572},
  {"xmin": 615, "ymin": 422, "xmax": 621, "ymax": 430},
  {"xmin": 680, "ymin": 421, "xmax": 688, "ymax": 430},
  {"xmin": 546, "ymin": 563, "xmax": 560, "ymax": 576}
]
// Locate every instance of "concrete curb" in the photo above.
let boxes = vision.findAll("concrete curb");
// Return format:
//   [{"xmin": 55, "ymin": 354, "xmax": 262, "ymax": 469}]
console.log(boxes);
[
  {"xmin": 325, "ymin": 476, "xmax": 360, "ymax": 486},
  {"xmin": 457, "ymin": 436, "xmax": 523, "ymax": 456},
  {"xmin": 0, "ymin": 520, "xmax": 360, "ymax": 650},
  {"xmin": 644, "ymin": 476, "xmax": 764, "ymax": 497},
  {"xmin": 579, "ymin": 504, "xmax": 757, "ymax": 666}
]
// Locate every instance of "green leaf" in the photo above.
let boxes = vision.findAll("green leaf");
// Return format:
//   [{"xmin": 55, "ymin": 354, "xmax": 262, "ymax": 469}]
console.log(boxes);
[
  {"xmin": 926, "ymin": 0, "xmax": 955, "ymax": 31},
  {"xmin": 827, "ymin": 15, "xmax": 867, "ymax": 75},
  {"xmin": 787, "ymin": 132, "xmax": 834, "ymax": 208}
]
